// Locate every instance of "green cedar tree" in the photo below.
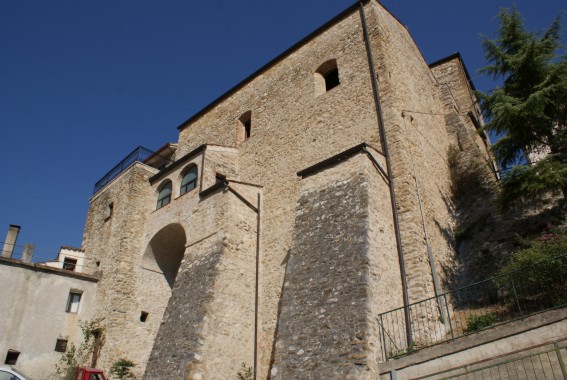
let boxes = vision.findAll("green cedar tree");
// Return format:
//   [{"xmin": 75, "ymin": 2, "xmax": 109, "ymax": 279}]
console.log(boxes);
[{"xmin": 479, "ymin": 7, "xmax": 567, "ymax": 207}]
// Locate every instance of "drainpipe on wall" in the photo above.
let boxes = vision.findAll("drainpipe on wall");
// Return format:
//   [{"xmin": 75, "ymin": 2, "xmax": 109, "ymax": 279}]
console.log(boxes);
[
  {"xmin": 359, "ymin": 1, "xmax": 413, "ymax": 346},
  {"xmin": 225, "ymin": 185, "xmax": 261, "ymax": 380},
  {"xmin": 2, "ymin": 225, "xmax": 21, "ymax": 258},
  {"xmin": 254, "ymin": 193, "xmax": 261, "ymax": 380}
]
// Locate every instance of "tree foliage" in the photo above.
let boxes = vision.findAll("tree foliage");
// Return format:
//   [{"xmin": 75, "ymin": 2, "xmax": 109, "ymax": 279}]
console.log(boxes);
[
  {"xmin": 110, "ymin": 358, "xmax": 136, "ymax": 380},
  {"xmin": 479, "ymin": 7, "xmax": 567, "ymax": 207},
  {"xmin": 56, "ymin": 318, "xmax": 106, "ymax": 380}
]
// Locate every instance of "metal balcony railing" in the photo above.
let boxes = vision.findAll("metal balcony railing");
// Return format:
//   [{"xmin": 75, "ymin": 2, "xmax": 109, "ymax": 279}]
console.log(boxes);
[
  {"xmin": 407, "ymin": 338, "xmax": 567, "ymax": 379},
  {"xmin": 379, "ymin": 252, "xmax": 567, "ymax": 360},
  {"xmin": 93, "ymin": 146, "xmax": 173, "ymax": 194}
]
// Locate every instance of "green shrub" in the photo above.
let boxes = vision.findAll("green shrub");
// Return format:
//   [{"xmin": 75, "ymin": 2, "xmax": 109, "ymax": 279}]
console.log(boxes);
[
  {"xmin": 465, "ymin": 313, "xmax": 499, "ymax": 332},
  {"xmin": 500, "ymin": 228, "xmax": 567, "ymax": 287},
  {"xmin": 236, "ymin": 363, "xmax": 252, "ymax": 380},
  {"xmin": 56, "ymin": 319, "xmax": 105, "ymax": 380},
  {"xmin": 110, "ymin": 358, "xmax": 136, "ymax": 380},
  {"xmin": 389, "ymin": 344, "xmax": 414, "ymax": 358},
  {"xmin": 496, "ymin": 227, "xmax": 567, "ymax": 305}
]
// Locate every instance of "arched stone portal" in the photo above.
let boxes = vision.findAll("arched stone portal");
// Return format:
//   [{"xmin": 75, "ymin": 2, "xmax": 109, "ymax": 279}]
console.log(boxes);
[{"xmin": 143, "ymin": 224, "xmax": 186, "ymax": 289}]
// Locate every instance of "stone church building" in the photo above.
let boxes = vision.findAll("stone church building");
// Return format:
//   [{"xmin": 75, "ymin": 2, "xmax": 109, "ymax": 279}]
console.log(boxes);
[{"xmin": 78, "ymin": 0, "xmax": 495, "ymax": 379}]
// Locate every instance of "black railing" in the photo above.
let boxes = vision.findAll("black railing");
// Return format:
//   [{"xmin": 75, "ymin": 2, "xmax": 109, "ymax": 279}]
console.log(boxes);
[
  {"xmin": 405, "ymin": 338, "xmax": 567, "ymax": 379},
  {"xmin": 93, "ymin": 146, "xmax": 173, "ymax": 194},
  {"xmin": 378, "ymin": 253, "xmax": 567, "ymax": 360}
]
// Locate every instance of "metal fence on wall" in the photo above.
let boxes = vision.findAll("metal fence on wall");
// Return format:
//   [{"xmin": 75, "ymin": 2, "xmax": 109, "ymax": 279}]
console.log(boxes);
[
  {"xmin": 93, "ymin": 146, "xmax": 173, "ymax": 194},
  {"xmin": 410, "ymin": 338, "xmax": 567, "ymax": 380},
  {"xmin": 379, "ymin": 253, "xmax": 567, "ymax": 360}
]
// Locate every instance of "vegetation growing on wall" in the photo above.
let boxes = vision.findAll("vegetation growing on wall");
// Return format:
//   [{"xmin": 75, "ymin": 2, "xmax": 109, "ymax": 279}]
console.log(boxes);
[
  {"xmin": 496, "ymin": 225, "xmax": 567, "ymax": 306},
  {"xmin": 56, "ymin": 318, "xmax": 105, "ymax": 380},
  {"xmin": 236, "ymin": 363, "xmax": 253, "ymax": 380},
  {"xmin": 465, "ymin": 313, "xmax": 499, "ymax": 332},
  {"xmin": 110, "ymin": 358, "xmax": 136, "ymax": 380}
]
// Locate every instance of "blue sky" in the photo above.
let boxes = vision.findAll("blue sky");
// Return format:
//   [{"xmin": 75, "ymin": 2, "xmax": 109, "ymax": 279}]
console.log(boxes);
[{"xmin": 1, "ymin": 0, "xmax": 565, "ymax": 261}]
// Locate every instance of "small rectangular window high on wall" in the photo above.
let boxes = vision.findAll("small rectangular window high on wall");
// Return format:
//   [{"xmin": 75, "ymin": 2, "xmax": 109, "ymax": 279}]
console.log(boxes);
[
  {"xmin": 66, "ymin": 290, "xmax": 82, "ymax": 313},
  {"xmin": 314, "ymin": 59, "xmax": 340, "ymax": 96}
]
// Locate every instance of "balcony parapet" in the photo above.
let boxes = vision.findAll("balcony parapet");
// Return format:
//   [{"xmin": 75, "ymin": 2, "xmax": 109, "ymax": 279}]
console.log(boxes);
[{"xmin": 93, "ymin": 146, "xmax": 173, "ymax": 195}]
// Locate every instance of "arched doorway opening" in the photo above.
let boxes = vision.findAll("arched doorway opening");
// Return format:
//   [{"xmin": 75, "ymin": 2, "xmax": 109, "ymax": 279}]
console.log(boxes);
[{"xmin": 143, "ymin": 223, "xmax": 186, "ymax": 289}]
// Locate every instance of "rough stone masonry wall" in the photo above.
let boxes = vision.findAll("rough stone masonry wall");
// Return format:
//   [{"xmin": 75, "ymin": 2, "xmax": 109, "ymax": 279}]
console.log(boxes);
[
  {"xmin": 197, "ymin": 188, "xmax": 257, "ymax": 378},
  {"xmin": 143, "ymin": 240, "xmax": 224, "ymax": 380},
  {"xmin": 203, "ymin": 146, "xmax": 240, "ymax": 188},
  {"xmin": 80, "ymin": 2, "xmax": 485, "ymax": 378},
  {"xmin": 176, "ymin": 9, "xmax": 381, "ymax": 378},
  {"xmin": 170, "ymin": 1, "xmax": 470, "ymax": 375},
  {"xmin": 367, "ymin": 2, "xmax": 458, "ymax": 302},
  {"xmin": 143, "ymin": 188, "xmax": 257, "ymax": 380},
  {"xmin": 81, "ymin": 163, "xmax": 157, "ymax": 373},
  {"xmin": 431, "ymin": 58, "xmax": 528, "ymax": 286},
  {"xmin": 430, "ymin": 58, "xmax": 493, "ymax": 164},
  {"xmin": 271, "ymin": 154, "xmax": 400, "ymax": 379},
  {"xmin": 134, "ymin": 150, "xmax": 223, "ymax": 377},
  {"xmin": 272, "ymin": 156, "xmax": 372, "ymax": 379}
]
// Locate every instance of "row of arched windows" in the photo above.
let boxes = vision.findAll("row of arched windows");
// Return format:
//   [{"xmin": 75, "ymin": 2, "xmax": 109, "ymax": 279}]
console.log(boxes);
[{"xmin": 156, "ymin": 165, "xmax": 198, "ymax": 209}]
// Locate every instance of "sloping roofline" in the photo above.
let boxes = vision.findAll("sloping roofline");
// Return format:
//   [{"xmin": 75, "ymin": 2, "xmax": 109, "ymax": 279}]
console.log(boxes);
[
  {"xmin": 429, "ymin": 52, "xmax": 477, "ymax": 92},
  {"xmin": 177, "ymin": 0, "xmax": 407, "ymax": 132},
  {"xmin": 177, "ymin": 0, "xmax": 362, "ymax": 131}
]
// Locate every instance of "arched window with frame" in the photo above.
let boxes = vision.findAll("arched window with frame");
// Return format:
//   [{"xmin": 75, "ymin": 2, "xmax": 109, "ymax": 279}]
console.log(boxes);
[
  {"xmin": 180, "ymin": 165, "xmax": 198, "ymax": 195},
  {"xmin": 156, "ymin": 181, "xmax": 172, "ymax": 209}
]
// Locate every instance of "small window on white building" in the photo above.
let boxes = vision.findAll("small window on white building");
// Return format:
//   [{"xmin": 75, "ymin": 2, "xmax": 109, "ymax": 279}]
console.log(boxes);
[
  {"xmin": 66, "ymin": 291, "xmax": 82, "ymax": 313},
  {"xmin": 4, "ymin": 350, "xmax": 19, "ymax": 365},
  {"xmin": 55, "ymin": 339, "xmax": 68, "ymax": 352},
  {"xmin": 63, "ymin": 257, "xmax": 77, "ymax": 271}
]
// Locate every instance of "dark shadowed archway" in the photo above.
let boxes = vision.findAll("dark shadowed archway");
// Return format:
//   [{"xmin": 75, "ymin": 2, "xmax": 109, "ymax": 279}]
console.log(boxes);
[{"xmin": 143, "ymin": 224, "xmax": 186, "ymax": 289}]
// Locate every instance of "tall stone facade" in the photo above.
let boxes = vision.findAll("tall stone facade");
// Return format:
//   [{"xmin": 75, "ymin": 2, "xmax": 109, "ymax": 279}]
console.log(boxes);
[{"xmin": 79, "ymin": 1, "xmax": 492, "ymax": 379}]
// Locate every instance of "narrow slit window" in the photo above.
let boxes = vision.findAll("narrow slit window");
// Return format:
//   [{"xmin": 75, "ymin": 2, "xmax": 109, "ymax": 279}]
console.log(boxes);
[
  {"xmin": 66, "ymin": 291, "xmax": 82, "ymax": 313},
  {"xmin": 237, "ymin": 111, "xmax": 252, "ymax": 144},
  {"xmin": 244, "ymin": 119, "xmax": 251, "ymax": 138},
  {"xmin": 140, "ymin": 311, "xmax": 149, "ymax": 322}
]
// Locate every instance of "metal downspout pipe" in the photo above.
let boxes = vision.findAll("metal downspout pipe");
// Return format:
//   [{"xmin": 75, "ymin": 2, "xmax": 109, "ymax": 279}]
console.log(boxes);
[
  {"xmin": 224, "ymin": 185, "xmax": 261, "ymax": 379},
  {"xmin": 359, "ymin": 1, "xmax": 413, "ymax": 347},
  {"xmin": 254, "ymin": 193, "xmax": 261, "ymax": 380}
]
